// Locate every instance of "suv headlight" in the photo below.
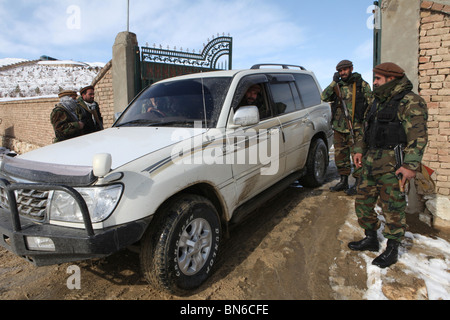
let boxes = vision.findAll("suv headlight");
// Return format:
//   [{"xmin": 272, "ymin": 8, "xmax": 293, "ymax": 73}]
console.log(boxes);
[{"xmin": 49, "ymin": 184, "xmax": 123, "ymax": 223}]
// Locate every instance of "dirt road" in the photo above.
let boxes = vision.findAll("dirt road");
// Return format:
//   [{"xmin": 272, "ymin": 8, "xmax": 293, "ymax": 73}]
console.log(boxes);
[{"xmin": 0, "ymin": 164, "xmax": 446, "ymax": 300}]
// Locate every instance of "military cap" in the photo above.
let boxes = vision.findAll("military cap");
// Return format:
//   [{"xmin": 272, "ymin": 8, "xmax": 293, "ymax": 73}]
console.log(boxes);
[
  {"xmin": 80, "ymin": 85, "xmax": 94, "ymax": 95},
  {"xmin": 373, "ymin": 62, "xmax": 405, "ymax": 78},
  {"xmin": 58, "ymin": 90, "xmax": 77, "ymax": 98},
  {"xmin": 336, "ymin": 60, "xmax": 353, "ymax": 71}
]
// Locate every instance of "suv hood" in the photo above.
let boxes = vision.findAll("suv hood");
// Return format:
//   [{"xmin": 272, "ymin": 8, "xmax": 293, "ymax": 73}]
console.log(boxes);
[{"xmin": 18, "ymin": 127, "xmax": 206, "ymax": 169}]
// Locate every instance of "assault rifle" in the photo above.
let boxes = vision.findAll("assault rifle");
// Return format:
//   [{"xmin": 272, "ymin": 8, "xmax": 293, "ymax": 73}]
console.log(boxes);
[
  {"xmin": 394, "ymin": 144, "xmax": 406, "ymax": 196},
  {"xmin": 333, "ymin": 83, "xmax": 355, "ymax": 144}
]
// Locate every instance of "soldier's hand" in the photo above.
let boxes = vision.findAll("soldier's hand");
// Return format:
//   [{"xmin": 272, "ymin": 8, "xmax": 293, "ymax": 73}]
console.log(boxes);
[
  {"xmin": 395, "ymin": 166, "xmax": 416, "ymax": 189},
  {"xmin": 78, "ymin": 121, "xmax": 85, "ymax": 129},
  {"xmin": 353, "ymin": 153, "xmax": 363, "ymax": 168},
  {"xmin": 333, "ymin": 72, "xmax": 340, "ymax": 83}
]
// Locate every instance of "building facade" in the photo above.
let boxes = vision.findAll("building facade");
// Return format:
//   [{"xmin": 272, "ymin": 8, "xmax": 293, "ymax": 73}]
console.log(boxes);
[{"xmin": 377, "ymin": 0, "xmax": 450, "ymax": 228}]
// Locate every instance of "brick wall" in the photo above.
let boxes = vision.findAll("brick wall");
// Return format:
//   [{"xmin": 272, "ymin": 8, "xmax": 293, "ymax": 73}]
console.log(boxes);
[
  {"xmin": 419, "ymin": 1, "xmax": 450, "ymax": 196},
  {"xmin": 0, "ymin": 97, "xmax": 57, "ymax": 152},
  {"xmin": 0, "ymin": 61, "xmax": 115, "ymax": 153},
  {"xmin": 91, "ymin": 61, "xmax": 115, "ymax": 128}
]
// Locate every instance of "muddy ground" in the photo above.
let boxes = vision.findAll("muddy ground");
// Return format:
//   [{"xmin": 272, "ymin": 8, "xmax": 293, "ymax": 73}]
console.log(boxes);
[{"xmin": 0, "ymin": 163, "xmax": 448, "ymax": 301}]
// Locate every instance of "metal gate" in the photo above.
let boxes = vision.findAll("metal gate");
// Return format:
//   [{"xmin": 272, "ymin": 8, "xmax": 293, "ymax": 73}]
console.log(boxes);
[{"xmin": 137, "ymin": 35, "xmax": 232, "ymax": 90}]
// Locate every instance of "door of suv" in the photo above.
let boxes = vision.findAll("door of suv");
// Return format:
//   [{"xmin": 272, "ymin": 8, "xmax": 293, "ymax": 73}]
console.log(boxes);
[
  {"xmin": 226, "ymin": 74, "xmax": 286, "ymax": 206},
  {"xmin": 267, "ymin": 73, "xmax": 313, "ymax": 174}
]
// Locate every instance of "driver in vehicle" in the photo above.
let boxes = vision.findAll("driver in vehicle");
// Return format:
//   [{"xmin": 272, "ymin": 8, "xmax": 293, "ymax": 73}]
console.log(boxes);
[
  {"xmin": 238, "ymin": 84, "xmax": 270, "ymax": 119},
  {"xmin": 144, "ymin": 97, "xmax": 166, "ymax": 117},
  {"xmin": 240, "ymin": 84, "xmax": 261, "ymax": 106}
]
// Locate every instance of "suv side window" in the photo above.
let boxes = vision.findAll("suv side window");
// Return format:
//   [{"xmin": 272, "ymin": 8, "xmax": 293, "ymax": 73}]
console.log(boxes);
[
  {"xmin": 268, "ymin": 74, "xmax": 302, "ymax": 115},
  {"xmin": 232, "ymin": 75, "xmax": 273, "ymax": 120},
  {"xmin": 294, "ymin": 74, "xmax": 322, "ymax": 108}
]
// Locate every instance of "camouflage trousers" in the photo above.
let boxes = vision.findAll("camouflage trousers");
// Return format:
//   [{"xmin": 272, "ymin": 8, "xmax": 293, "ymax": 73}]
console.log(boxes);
[
  {"xmin": 333, "ymin": 130, "xmax": 360, "ymax": 178},
  {"xmin": 355, "ymin": 171, "xmax": 406, "ymax": 241}
]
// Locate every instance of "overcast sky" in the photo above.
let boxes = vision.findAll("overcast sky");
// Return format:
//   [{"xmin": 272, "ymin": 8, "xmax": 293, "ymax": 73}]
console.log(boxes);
[{"xmin": 0, "ymin": 0, "xmax": 377, "ymax": 88}]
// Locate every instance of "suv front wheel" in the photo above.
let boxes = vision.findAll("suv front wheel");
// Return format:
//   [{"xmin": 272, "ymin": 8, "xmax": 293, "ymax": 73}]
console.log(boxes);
[{"xmin": 140, "ymin": 194, "xmax": 221, "ymax": 295}]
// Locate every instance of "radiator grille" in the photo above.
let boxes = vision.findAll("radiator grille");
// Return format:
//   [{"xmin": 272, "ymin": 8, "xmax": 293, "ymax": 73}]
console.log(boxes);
[{"xmin": 0, "ymin": 188, "xmax": 49, "ymax": 222}]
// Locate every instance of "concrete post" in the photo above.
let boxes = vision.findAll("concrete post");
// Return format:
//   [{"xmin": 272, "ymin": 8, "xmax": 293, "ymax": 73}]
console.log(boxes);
[
  {"xmin": 112, "ymin": 31, "xmax": 139, "ymax": 113},
  {"xmin": 380, "ymin": 0, "xmax": 420, "ymax": 92}
]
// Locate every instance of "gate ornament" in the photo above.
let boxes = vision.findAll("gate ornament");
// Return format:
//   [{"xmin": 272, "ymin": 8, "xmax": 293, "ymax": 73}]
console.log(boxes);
[{"xmin": 141, "ymin": 36, "xmax": 232, "ymax": 70}]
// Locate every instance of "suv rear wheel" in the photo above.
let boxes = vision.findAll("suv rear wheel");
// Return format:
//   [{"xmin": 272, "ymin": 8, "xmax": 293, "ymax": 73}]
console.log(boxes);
[
  {"xmin": 300, "ymin": 138, "xmax": 328, "ymax": 187},
  {"xmin": 140, "ymin": 194, "xmax": 221, "ymax": 295}
]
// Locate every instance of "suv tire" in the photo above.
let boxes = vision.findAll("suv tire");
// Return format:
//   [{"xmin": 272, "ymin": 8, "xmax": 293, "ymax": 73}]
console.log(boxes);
[
  {"xmin": 140, "ymin": 193, "xmax": 221, "ymax": 295},
  {"xmin": 300, "ymin": 138, "xmax": 328, "ymax": 188}
]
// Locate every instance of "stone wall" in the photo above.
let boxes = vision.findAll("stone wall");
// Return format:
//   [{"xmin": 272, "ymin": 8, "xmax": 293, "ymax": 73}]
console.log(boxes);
[{"xmin": 419, "ymin": 1, "xmax": 450, "ymax": 196}]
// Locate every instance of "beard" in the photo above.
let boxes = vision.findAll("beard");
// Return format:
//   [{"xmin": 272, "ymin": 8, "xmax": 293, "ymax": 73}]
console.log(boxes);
[{"xmin": 340, "ymin": 73, "xmax": 351, "ymax": 82}]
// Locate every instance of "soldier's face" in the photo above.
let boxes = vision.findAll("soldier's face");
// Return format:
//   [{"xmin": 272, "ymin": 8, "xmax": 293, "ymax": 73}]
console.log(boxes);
[
  {"xmin": 373, "ymin": 73, "xmax": 396, "ymax": 88},
  {"xmin": 338, "ymin": 67, "xmax": 353, "ymax": 81}
]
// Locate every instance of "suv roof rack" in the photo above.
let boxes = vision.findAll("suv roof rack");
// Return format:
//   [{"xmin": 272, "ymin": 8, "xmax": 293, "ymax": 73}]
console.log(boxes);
[{"xmin": 250, "ymin": 64, "xmax": 306, "ymax": 70}]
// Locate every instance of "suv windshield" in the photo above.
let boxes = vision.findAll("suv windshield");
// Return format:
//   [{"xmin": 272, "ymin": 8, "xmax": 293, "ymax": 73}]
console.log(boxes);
[{"xmin": 115, "ymin": 77, "xmax": 232, "ymax": 128}]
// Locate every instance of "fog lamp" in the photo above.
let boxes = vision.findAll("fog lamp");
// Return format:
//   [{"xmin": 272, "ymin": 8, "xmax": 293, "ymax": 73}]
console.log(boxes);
[{"xmin": 25, "ymin": 236, "xmax": 55, "ymax": 252}]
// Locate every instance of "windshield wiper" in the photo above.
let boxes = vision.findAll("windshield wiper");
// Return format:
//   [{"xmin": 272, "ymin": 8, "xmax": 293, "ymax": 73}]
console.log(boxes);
[
  {"xmin": 117, "ymin": 119, "xmax": 206, "ymax": 128},
  {"xmin": 148, "ymin": 120, "xmax": 192, "ymax": 127},
  {"xmin": 115, "ymin": 119, "xmax": 159, "ymax": 127}
]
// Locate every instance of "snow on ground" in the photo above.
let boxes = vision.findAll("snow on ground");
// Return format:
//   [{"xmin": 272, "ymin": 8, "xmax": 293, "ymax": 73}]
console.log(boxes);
[
  {"xmin": 345, "ymin": 214, "xmax": 450, "ymax": 300},
  {"xmin": 398, "ymin": 233, "xmax": 450, "ymax": 300},
  {"xmin": 361, "ymin": 232, "xmax": 450, "ymax": 300},
  {"xmin": 332, "ymin": 198, "xmax": 450, "ymax": 300}
]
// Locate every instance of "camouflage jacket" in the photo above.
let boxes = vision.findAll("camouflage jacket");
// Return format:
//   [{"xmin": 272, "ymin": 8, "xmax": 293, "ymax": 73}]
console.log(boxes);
[
  {"xmin": 50, "ymin": 99, "xmax": 92, "ymax": 143},
  {"xmin": 321, "ymin": 73, "xmax": 372, "ymax": 133},
  {"xmin": 353, "ymin": 76, "xmax": 428, "ymax": 176}
]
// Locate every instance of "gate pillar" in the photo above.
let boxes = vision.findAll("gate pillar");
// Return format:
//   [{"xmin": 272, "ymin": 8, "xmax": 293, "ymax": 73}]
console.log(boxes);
[{"xmin": 112, "ymin": 31, "xmax": 139, "ymax": 113}]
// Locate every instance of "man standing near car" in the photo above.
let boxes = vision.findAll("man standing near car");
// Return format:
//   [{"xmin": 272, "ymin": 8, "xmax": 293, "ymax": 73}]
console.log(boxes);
[
  {"xmin": 51, "ymin": 90, "xmax": 91, "ymax": 143},
  {"xmin": 78, "ymin": 85, "xmax": 104, "ymax": 132},
  {"xmin": 349, "ymin": 63, "xmax": 428, "ymax": 268},
  {"xmin": 322, "ymin": 60, "xmax": 372, "ymax": 195}
]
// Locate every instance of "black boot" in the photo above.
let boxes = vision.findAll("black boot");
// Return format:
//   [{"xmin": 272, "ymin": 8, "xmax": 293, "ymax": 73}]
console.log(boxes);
[
  {"xmin": 345, "ymin": 177, "xmax": 359, "ymax": 196},
  {"xmin": 348, "ymin": 229, "xmax": 379, "ymax": 252},
  {"xmin": 372, "ymin": 239, "xmax": 400, "ymax": 268},
  {"xmin": 330, "ymin": 175, "xmax": 348, "ymax": 192}
]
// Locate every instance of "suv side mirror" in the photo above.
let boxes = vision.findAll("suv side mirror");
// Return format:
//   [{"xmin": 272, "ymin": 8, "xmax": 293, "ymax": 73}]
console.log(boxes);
[
  {"xmin": 93, "ymin": 153, "xmax": 112, "ymax": 178},
  {"xmin": 233, "ymin": 106, "xmax": 260, "ymax": 127}
]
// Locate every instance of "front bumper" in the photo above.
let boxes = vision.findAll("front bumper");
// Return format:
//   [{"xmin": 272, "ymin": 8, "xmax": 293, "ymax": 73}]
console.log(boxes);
[{"xmin": 0, "ymin": 179, "xmax": 150, "ymax": 266}]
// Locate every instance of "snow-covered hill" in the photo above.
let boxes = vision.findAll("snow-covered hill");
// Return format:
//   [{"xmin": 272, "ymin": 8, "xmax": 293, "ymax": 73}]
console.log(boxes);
[
  {"xmin": 0, "ymin": 58, "xmax": 105, "ymax": 100},
  {"xmin": 0, "ymin": 58, "xmax": 29, "ymax": 68}
]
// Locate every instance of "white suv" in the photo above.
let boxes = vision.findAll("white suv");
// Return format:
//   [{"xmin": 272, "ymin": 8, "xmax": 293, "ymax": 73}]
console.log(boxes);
[{"xmin": 0, "ymin": 64, "xmax": 332, "ymax": 294}]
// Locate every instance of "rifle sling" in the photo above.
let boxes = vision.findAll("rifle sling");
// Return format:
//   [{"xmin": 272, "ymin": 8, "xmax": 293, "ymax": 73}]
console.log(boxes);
[{"xmin": 352, "ymin": 82, "xmax": 356, "ymax": 124}]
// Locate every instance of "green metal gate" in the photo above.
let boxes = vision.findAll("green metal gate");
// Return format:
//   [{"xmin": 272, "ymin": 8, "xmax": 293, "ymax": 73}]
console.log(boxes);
[{"xmin": 137, "ymin": 35, "xmax": 233, "ymax": 91}]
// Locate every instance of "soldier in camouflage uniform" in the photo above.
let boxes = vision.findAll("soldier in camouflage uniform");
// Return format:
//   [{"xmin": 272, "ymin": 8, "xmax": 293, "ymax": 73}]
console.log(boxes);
[
  {"xmin": 322, "ymin": 60, "xmax": 372, "ymax": 195},
  {"xmin": 349, "ymin": 63, "xmax": 428, "ymax": 268},
  {"xmin": 50, "ymin": 90, "xmax": 95, "ymax": 143}
]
